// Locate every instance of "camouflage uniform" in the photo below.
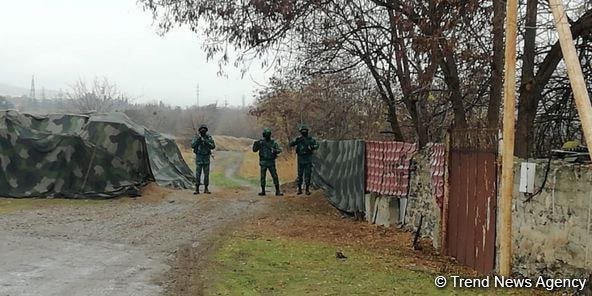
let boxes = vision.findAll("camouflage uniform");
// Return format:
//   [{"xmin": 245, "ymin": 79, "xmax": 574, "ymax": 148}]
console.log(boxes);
[
  {"xmin": 253, "ymin": 128, "xmax": 283, "ymax": 196},
  {"xmin": 191, "ymin": 124, "xmax": 215, "ymax": 194},
  {"xmin": 289, "ymin": 125, "xmax": 319, "ymax": 195}
]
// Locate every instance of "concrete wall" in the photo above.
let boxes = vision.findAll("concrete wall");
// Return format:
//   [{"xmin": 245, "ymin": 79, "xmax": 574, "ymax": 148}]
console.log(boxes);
[{"xmin": 508, "ymin": 159, "xmax": 592, "ymax": 278}]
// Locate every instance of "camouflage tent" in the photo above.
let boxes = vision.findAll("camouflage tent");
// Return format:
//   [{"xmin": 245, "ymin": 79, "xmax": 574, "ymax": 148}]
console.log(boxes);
[{"xmin": 0, "ymin": 110, "xmax": 195, "ymax": 198}]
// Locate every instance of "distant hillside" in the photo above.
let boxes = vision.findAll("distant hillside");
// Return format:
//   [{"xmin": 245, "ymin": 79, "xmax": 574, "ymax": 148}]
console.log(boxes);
[{"xmin": 0, "ymin": 82, "xmax": 61, "ymax": 98}]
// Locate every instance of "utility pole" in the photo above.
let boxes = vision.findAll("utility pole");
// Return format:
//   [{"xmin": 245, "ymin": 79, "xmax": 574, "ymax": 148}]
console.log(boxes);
[
  {"xmin": 242, "ymin": 94, "xmax": 245, "ymax": 109},
  {"xmin": 196, "ymin": 84, "xmax": 200, "ymax": 107},
  {"xmin": 549, "ymin": 0, "xmax": 592, "ymax": 158},
  {"xmin": 499, "ymin": 0, "xmax": 518, "ymax": 277},
  {"xmin": 29, "ymin": 75, "xmax": 36, "ymax": 99}
]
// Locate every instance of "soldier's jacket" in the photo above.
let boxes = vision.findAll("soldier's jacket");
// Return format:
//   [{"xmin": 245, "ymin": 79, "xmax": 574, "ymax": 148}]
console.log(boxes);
[
  {"xmin": 253, "ymin": 139, "xmax": 281, "ymax": 167},
  {"xmin": 192, "ymin": 135, "xmax": 215, "ymax": 164},
  {"xmin": 290, "ymin": 136, "xmax": 319, "ymax": 163}
]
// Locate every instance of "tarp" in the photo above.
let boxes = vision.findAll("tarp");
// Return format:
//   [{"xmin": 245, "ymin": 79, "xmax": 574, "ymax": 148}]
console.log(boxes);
[
  {"xmin": 312, "ymin": 140, "xmax": 365, "ymax": 214},
  {"xmin": 0, "ymin": 110, "xmax": 195, "ymax": 198}
]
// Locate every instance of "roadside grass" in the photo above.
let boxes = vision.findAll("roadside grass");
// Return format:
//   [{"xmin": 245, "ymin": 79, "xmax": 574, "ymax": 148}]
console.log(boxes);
[
  {"xmin": 203, "ymin": 193, "xmax": 556, "ymax": 296},
  {"xmin": 208, "ymin": 236, "xmax": 542, "ymax": 296},
  {"xmin": 209, "ymin": 236, "xmax": 432, "ymax": 295},
  {"xmin": 0, "ymin": 198, "xmax": 106, "ymax": 214},
  {"xmin": 209, "ymin": 172, "xmax": 248, "ymax": 190}
]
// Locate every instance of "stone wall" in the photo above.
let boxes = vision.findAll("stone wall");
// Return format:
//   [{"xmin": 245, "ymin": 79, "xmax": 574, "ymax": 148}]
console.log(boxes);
[
  {"xmin": 405, "ymin": 149, "xmax": 442, "ymax": 249},
  {"xmin": 508, "ymin": 159, "xmax": 592, "ymax": 278}
]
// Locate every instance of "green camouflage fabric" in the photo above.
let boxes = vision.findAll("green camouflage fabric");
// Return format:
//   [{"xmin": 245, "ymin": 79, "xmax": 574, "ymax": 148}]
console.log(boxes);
[
  {"xmin": 311, "ymin": 140, "xmax": 365, "ymax": 214},
  {"xmin": 0, "ymin": 110, "xmax": 195, "ymax": 198}
]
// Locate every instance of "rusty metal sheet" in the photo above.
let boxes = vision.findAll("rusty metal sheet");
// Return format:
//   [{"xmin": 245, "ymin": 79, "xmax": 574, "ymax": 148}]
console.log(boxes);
[
  {"xmin": 446, "ymin": 129, "xmax": 498, "ymax": 274},
  {"xmin": 365, "ymin": 141, "xmax": 417, "ymax": 197},
  {"xmin": 427, "ymin": 143, "xmax": 446, "ymax": 209},
  {"xmin": 365, "ymin": 141, "xmax": 382, "ymax": 194}
]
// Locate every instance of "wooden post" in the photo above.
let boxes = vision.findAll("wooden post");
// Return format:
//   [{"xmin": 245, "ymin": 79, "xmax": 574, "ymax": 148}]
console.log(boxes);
[
  {"xmin": 549, "ymin": 0, "xmax": 592, "ymax": 157},
  {"xmin": 499, "ymin": 0, "xmax": 518, "ymax": 277}
]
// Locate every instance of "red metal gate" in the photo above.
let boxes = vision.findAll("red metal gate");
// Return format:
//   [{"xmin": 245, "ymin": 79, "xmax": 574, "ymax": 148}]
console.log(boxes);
[{"xmin": 446, "ymin": 129, "xmax": 498, "ymax": 274}]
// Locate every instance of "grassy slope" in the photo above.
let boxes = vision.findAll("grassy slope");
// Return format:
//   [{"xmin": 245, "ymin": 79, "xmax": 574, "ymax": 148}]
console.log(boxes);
[{"xmin": 202, "ymin": 182, "xmax": 555, "ymax": 296}]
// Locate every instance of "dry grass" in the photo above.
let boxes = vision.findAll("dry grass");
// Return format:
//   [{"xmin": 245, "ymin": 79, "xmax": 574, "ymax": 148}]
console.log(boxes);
[
  {"xmin": 239, "ymin": 152, "xmax": 297, "ymax": 183},
  {"xmin": 180, "ymin": 147, "xmax": 195, "ymax": 168},
  {"xmin": 178, "ymin": 135, "xmax": 255, "ymax": 169},
  {"xmin": 212, "ymin": 135, "xmax": 253, "ymax": 152}
]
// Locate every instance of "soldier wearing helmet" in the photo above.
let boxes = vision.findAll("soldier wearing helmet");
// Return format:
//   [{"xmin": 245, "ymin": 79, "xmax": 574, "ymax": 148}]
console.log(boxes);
[
  {"xmin": 253, "ymin": 127, "xmax": 283, "ymax": 196},
  {"xmin": 289, "ymin": 124, "xmax": 319, "ymax": 195},
  {"xmin": 191, "ymin": 124, "xmax": 215, "ymax": 194}
]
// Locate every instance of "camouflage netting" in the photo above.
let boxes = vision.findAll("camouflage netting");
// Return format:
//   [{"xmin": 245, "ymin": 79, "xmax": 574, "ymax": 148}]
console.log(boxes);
[
  {"xmin": 0, "ymin": 110, "xmax": 195, "ymax": 198},
  {"xmin": 312, "ymin": 140, "xmax": 365, "ymax": 214}
]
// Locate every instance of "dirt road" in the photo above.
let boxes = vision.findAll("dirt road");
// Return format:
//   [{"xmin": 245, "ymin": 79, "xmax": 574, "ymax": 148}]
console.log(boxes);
[{"xmin": 0, "ymin": 150, "xmax": 265, "ymax": 296}]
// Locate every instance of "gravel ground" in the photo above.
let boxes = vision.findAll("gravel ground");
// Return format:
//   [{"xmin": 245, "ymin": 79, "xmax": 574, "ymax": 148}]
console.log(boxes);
[{"xmin": 0, "ymin": 151, "xmax": 267, "ymax": 296}]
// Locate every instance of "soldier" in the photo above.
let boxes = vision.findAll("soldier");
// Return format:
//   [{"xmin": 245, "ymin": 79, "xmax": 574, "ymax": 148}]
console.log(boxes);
[
  {"xmin": 191, "ymin": 124, "xmax": 215, "ymax": 194},
  {"xmin": 253, "ymin": 127, "xmax": 283, "ymax": 196},
  {"xmin": 289, "ymin": 124, "xmax": 319, "ymax": 195}
]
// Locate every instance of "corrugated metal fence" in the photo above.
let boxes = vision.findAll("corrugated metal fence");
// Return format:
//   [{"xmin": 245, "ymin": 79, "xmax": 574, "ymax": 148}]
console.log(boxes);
[
  {"xmin": 313, "ymin": 140, "xmax": 446, "ymax": 214},
  {"xmin": 312, "ymin": 136, "xmax": 498, "ymax": 274},
  {"xmin": 427, "ymin": 143, "xmax": 446, "ymax": 210},
  {"xmin": 312, "ymin": 140, "xmax": 365, "ymax": 214},
  {"xmin": 365, "ymin": 141, "xmax": 417, "ymax": 196}
]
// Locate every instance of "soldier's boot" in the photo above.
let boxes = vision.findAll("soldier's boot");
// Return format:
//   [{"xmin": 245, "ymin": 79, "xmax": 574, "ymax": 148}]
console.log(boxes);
[
  {"xmin": 193, "ymin": 184, "xmax": 200, "ymax": 195},
  {"xmin": 305, "ymin": 185, "xmax": 311, "ymax": 196},
  {"xmin": 297, "ymin": 185, "xmax": 303, "ymax": 195},
  {"xmin": 275, "ymin": 184, "xmax": 283, "ymax": 196},
  {"xmin": 258, "ymin": 185, "xmax": 266, "ymax": 196},
  {"xmin": 204, "ymin": 186, "xmax": 211, "ymax": 194}
]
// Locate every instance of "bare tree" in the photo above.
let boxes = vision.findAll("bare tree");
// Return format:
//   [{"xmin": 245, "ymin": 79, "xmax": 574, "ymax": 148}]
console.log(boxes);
[{"xmin": 68, "ymin": 77, "xmax": 132, "ymax": 113}]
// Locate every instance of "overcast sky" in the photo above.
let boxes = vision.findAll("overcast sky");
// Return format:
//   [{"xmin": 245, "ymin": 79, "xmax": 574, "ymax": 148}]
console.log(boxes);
[{"xmin": 0, "ymin": 0, "xmax": 272, "ymax": 107}]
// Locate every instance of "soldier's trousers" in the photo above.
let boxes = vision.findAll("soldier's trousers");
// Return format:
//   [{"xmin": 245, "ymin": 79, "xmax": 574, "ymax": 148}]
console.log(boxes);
[
  {"xmin": 260, "ymin": 165, "xmax": 280, "ymax": 187},
  {"xmin": 196, "ymin": 163, "xmax": 210, "ymax": 186},
  {"xmin": 296, "ymin": 162, "xmax": 312, "ymax": 187}
]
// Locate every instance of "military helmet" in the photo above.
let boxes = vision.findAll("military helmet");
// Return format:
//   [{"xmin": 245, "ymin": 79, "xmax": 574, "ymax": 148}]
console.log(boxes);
[
  {"xmin": 262, "ymin": 127, "xmax": 272, "ymax": 136},
  {"xmin": 198, "ymin": 124, "xmax": 208, "ymax": 132},
  {"xmin": 299, "ymin": 124, "xmax": 309, "ymax": 132}
]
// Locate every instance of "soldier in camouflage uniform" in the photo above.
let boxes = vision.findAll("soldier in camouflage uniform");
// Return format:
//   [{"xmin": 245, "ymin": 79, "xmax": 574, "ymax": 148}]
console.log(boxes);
[
  {"xmin": 253, "ymin": 127, "xmax": 283, "ymax": 196},
  {"xmin": 289, "ymin": 124, "xmax": 319, "ymax": 195},
  {"xmin": 191, "ymin": 124, "xmax": 215, "ymax": 194}
]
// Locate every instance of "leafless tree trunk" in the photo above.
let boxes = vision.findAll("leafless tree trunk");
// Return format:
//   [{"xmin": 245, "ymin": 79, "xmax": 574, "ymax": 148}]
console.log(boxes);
[{"xmin": 487, "ymin": 0, "xmax": 506, "ymax": 128}]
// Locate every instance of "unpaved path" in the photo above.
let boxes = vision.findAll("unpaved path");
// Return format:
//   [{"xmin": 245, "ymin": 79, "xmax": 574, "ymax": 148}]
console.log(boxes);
[{"xmin": 0, "ymin": 151, "xmax": 265, "ymax": 296}]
